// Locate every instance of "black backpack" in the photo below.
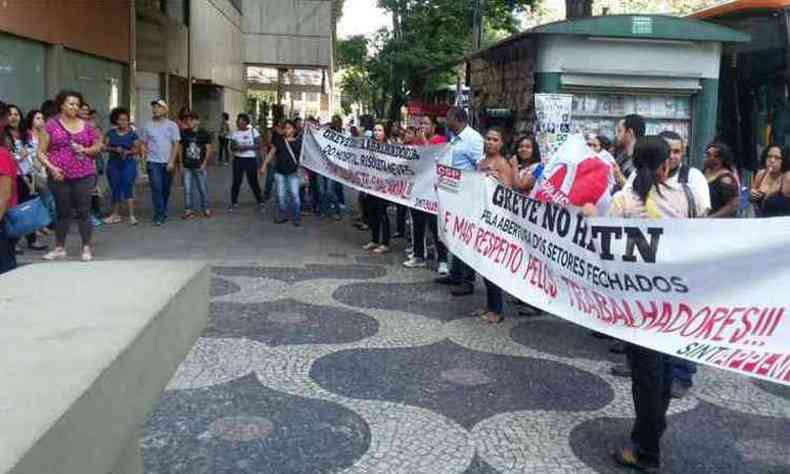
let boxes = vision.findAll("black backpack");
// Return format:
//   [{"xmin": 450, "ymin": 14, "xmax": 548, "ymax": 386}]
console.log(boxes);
[{"xmin": 678, "ymin": 165, "xmax": 697, "ymax": 218}]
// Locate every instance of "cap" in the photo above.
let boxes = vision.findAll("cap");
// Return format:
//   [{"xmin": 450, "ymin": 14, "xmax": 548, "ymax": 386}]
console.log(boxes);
[{"xmin": 150, "ymin": 98, "xmax": 168, "ymax": 109}]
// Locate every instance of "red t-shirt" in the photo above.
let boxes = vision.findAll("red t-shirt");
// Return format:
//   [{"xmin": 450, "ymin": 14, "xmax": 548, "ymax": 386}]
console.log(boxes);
[
  {"xmin": 428, "ymin": 134, "xmax": 448, "ymax": 145},
  {"xmin": 0, "ymin": 147, "xmax": 18, "ymax": 210}
]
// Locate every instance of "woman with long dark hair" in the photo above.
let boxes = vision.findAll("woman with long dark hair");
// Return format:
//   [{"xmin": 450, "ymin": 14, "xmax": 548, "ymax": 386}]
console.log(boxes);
[
  {"xmin": 509, "ymin": 134, "xmax": 542, "ymax": 193},
  {"xmin": 262, "ymin": 119, "xmax": 303, "ymax": 226},
  {"xmin": 0, "ymin": 101, "xmax": 19, "ymax": 273},
  {"xmin": 362, "ymin": 123, "xmax": 392, "ymax": 254},
  {"xmin": 703, "ymin": 142, "xmax": 739, "ymax": 218},
  {"xmin": 750, "ymin": 144, "xmax": 788, "ymax": 215},
  {"xmin": 25, "ymin": 109, "xmax": 56, "ymax": 234},
  {"xmin": 471, "ymin": 128, "xmax": 512, "ymax": 324},
  {"xmin": 39, "ymin": 90, "xmax": 103, "ymax": 261},
  {"xmin": 608, "ymin": 136, "xmax": 688, "ymax": 471},
  {"xmin": 6, "ymin": 104, "xmax": 47, "ymax": 251}
]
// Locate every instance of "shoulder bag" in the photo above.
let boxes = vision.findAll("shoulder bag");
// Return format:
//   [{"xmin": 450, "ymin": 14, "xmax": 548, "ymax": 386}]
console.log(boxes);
[{"xmin": 2, "ymin": 160, "xmax": 51, "ymax": 239}]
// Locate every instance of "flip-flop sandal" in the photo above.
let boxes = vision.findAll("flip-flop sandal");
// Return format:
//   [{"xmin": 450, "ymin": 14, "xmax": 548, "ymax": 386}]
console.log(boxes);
[{"xmin": 483, "ymin": 312, "xmax": 505, "ymax": 324}]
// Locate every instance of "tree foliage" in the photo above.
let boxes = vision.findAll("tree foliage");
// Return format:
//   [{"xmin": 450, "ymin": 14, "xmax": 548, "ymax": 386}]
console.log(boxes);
[{"xmin": 337, "ymin": 0, "xmax": 538, "ymax": 121}]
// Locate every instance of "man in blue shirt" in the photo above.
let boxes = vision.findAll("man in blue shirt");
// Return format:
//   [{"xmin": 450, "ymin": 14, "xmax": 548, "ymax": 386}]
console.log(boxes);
[{"xmin": 435, "ymin": 107, "xmax": 483, "ymax": 295}]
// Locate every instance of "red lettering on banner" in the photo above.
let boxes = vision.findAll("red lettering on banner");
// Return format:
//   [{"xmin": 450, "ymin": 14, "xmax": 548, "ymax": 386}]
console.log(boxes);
[{"xmin": 635, "ymin": 301, "xmax": 659, "ymax": 329}]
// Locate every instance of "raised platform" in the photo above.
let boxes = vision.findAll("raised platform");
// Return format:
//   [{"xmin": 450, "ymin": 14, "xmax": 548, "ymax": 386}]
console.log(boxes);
[{"xmin": 0, "ymin": 261, "xmax": 209, "ymax": 474}]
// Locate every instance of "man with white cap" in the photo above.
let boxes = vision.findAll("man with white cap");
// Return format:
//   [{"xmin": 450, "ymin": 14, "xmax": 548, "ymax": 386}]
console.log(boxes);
[{"xmin": 140, "ymin": 98, "xmax": 180, "ymax": 225}]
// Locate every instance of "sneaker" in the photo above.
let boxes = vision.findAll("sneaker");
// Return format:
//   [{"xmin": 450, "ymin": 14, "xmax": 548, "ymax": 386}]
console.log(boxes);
[
  {"xmin": 182, "ymin": 211, "xmax": 197, "ymax": 220},
  {"xmin": 90, "ymin": 215, "xmax": 103, "ymax": 228},
  {"xmin": 203, "ymin": 209, "xmax": 213, "ymax": 218},
  {"xmin": 228, "ymin": 204, "xmax": 237, "ymax": 213},
  {"xmin": 81, "ymin": 247, "xmax": 93, "ymax": 262},
  {"xmin": 43, "ymin": 248, "xmax": 67, "ymax": 261},
  {"xmin": 403, "ymin": 257, "xmax": 427, "ymax": 268},
  {"xmin": 372, "ymin": 245, "xmax": 391, "ymax": 254},
  {"xmin": 362, "ymin": 242, "xmax": 378, "ymax": 251},
  {"xmin": 129, "ymin": 216, "xmax": 139, "ymax": 226},
  {"xmin": 437, "ymin": 262, "xmax": 450, "ymax": 275},
  {"xmin": 153, "ymin": 219, "xmax": 162, "ymax": 227}
]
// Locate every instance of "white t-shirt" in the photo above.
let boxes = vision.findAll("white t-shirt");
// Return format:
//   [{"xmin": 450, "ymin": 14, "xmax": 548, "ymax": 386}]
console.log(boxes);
[
  {"xmin": 624, "ymin": 165, "xmax": 711, "ymax": 217},
  {"xmin": 230, "ymin": 128, "xmax": 260, "ymax": 158}
]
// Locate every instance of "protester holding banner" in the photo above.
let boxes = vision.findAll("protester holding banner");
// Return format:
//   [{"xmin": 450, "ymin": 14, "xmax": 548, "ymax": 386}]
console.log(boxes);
[
  {"xmin": 362, "ymin": 123, "xmax": 393, "ymax": 254},
  {"xmin": 404, "ymin": 118, "xmax": 449, "ymax": 272},
  {"xmin": 703, "ymin": 142, "xmax": 740, "ymax": 218},
  {"xmin": 435, "ymin": 107, "xmax": 484, "ymax": 295},
  {"xmin": 607, "ymin": 136, "xmax": 687, "ymax": 472},
  {"xmin": 472, "ymin": 128, "xmax": 514, "ymax": 323},
  {"xmin": 509, "ymin": 134, "xmax": 542, "ymax": 193},
  {"xmin": 262, "ymin": 120, "xmax": 303, "ymax": 226}
]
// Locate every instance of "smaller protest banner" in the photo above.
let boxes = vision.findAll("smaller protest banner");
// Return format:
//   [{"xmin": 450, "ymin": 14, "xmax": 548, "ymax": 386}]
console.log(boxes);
[
  {"xmin": 301, "ymin": 127, "xmax": 449, "ymax": 214},
  {"xmin": 531, "ymin": 134, "xmax": 615, "ymax": 216},
  {"xmin": 535, "ymin": 93, "xmax": 574, "ymax": 164}
]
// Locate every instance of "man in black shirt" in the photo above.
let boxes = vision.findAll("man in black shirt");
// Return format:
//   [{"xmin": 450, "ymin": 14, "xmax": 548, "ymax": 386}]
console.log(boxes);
[{"xmin": 178, "ymin": 111, "xmax": 213, "ymax": 219}]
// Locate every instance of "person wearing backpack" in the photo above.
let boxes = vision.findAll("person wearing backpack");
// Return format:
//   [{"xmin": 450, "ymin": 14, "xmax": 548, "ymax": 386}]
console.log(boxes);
[
  {"xmin": 610, "ymin": 131, "xmax": 710, "ymax": 399},
  {"xmin": 261, "ymin": 120, "xmax": 303, "ymax": 226}
]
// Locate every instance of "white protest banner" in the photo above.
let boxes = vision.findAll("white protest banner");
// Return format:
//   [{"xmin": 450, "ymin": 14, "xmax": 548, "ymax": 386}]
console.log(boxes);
[
  {"xmin": 437, "ymin": 166, "xmax": 790, "ymax": 386},
  {"xmin": 301, "ymin": 127, "xmax": 449, "ymax": 214},
  {"xmin": 535, "ymin": 93, "xmax": 573, "ymax": 164}
]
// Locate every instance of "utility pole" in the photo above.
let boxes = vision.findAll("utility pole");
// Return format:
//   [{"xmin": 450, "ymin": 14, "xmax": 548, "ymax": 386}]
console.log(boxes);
[{"xmin": 472, "ymin": 0, "xmax": 483, "ymax": 50}]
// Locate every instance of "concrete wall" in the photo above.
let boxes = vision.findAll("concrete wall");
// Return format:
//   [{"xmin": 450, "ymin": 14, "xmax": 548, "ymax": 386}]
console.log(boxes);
[
  {"xmin": 190, "ymin": 0, "xmax": 245, "ymax": 91},
  {"xmin": 0, "ymin": 0, "xmax": 131, "ymax": 64},
  {"xmin": 136, "ymin": 16, "xmax": 189, "ymax": 77},
  {"xmin": 242, "ymin": 0, "xmax": 333, "ymax": 67},
  {"xmin": 0, "ymin": 32, "xmax": 47, "ymax": 113},
  {"xmin": 0, "ymin": 261, "xmax": 209, "ymax": 474}
]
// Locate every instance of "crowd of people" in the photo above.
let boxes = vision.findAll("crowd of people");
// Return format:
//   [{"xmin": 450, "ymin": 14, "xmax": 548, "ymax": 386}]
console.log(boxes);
[{"xmin": 2, "ymin": 92, "xmax": 790, "ymax": 471}]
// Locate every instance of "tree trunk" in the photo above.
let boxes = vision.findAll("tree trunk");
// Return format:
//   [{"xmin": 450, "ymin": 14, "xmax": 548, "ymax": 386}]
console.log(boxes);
[{"xmin": 565, "ymin": 0, "xmax": 593, "ymax": 19}]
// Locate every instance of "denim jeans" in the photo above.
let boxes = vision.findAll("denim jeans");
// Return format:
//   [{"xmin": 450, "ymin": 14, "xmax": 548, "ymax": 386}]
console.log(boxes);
[
  {"xmin": 627, "ymin": 344, "xmax": 673, "ymax": 466},
  {"xmin": 262, "ymin": 162, "xmax": 276, "ymax": 201},
  {"xmin": 670, "ymin": 357, "xmax": 697, "ymax": 388},
  {"xmin": 147, "ymin": 162, "xmax": 172, "ymax": 221},
  {"xmin": 275, "ymin": 172, "xmax": 301, "ymax": 222},
  {"xmin": 450, "ymin": 254, "xmax": 475, "ymax": 283},
  {"xmin": 184, "ymin": 168, "xmax": 209, "ymax": 212},
  {"xmin": 484, "ymin": 278, "xmax": 504, "ymax": 314},
  {"xmin": 320, "ymin": 176, "xmax": 341, "ymax": 216},
  {"xmin": 333, "ymin": 180, "xmax": 345, "ymax": 206}
]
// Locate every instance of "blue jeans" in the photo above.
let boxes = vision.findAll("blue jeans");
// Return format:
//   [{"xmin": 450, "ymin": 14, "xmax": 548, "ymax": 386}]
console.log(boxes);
[
  {"xmin": 333, "ymin": 180, "xmax": 345, "ymax": 206},
  {"xmin": 670, "ymin": 357, "xmax": 696, "ymax": 388},
  {"xmin": 450, "ymin": 254, "xmax": 475, "ymax": 283},
  {"xmin": 320, "ymin": 176, "xmax": 341, "ymax": 216},
  {"xmin": 484, "ymin": 278, "xmax": 504, "ymax": 314},
  {"xmin": 275, "ymin": 172, "xmax": 301, "ymax": 222},
  {"xmin": 107, "ymin": 158, "xmax": 137, "ymax": 202},
  {"xmin": 147, "ymin": 162, "xmax": 172, "ymax": 221},
  {"xmin": 184, "ymin": 168, "xmax": 209, "ymax": 212}
]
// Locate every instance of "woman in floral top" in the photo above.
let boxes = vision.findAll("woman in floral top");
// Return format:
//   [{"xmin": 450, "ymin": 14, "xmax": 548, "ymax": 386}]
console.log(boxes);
[{"xmin": 37, "ymin": 91, "xmax": 103, "ymax": 262}]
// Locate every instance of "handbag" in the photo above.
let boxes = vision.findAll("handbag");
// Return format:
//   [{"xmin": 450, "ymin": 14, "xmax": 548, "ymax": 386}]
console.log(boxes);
[
  {"xmin": 283, "ymin": 138, "xmax": 307, "ymax": 185},
  {"xmin": 3, "ymin": 196, "xmax": 52, "ymax": 239}
]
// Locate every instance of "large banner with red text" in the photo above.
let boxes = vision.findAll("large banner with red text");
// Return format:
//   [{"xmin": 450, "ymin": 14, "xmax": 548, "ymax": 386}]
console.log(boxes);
[
  {"xmin": 301, "ymin": 127, "xmax": 449, "ymax": 215},
  {"xmin": 437, "ymin": 166, "xmax": 790, "ymax": 386}
]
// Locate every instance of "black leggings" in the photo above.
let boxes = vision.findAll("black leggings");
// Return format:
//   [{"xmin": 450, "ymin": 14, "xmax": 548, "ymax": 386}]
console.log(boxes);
[
  {"xmin": 368, "ymin": 196, "xmax": 390, "ymax": 246},
  {"xmin": 50, "ymin": 175, "xmax": 94, "ymax": 247},
  {"xmin": 231, "ymin": 157, "xmax": 262, "ymax": 205},
  {"xmin": 16, "ymin": 175, "xmax": 37, "ymax": 246}
]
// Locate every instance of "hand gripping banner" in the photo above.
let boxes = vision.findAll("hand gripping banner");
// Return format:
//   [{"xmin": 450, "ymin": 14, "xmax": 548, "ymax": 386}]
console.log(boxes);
[
  {"xmin": 301, "ymin": 127, "xmax": 449, "ymax": 214},
  {"xmin": 437, "ymin": 166, "xmax": 790, "ymax": 386}
]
